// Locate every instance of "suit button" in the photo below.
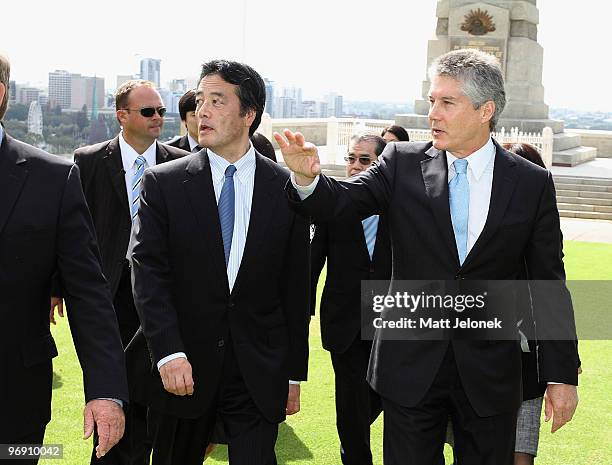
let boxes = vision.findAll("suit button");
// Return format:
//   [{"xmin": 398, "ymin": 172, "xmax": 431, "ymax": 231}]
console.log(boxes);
[
  {"xmin": 228, "ymin": 302, "xmax": 235, "ymax": 309},
  {"xmin": 218, "ymin": 339, "xmax": 225, "ymax": 348},
  {"xmin": 455, "ymin": 274, "xmax": 464, "ymax": 280}
]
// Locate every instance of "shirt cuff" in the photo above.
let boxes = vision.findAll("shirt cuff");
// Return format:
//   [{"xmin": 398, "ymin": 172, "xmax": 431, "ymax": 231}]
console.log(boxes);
[
  {"xmin": 288, "ymin": 380, "xmax": 301, "ymax": 385},
  {"xmin": 547, "ymin": 382, "xmax": 562, "ymax": 385},
  {"xmin": 157, "ymin": 352, "xmax": 188, "ymax": 370},
  {"xmin": 96, "ymin": 398, "xmax": 124, "ymax": 408},
  {"xmin": 290, "ymin": 173, "xmax": 319, "ymax": 200}
]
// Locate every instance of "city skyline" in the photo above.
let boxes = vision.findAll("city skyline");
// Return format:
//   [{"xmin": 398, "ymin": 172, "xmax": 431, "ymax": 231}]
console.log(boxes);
[{"xmin": 1, "ymin": 0, "xmax": 610, "ymax": 111}]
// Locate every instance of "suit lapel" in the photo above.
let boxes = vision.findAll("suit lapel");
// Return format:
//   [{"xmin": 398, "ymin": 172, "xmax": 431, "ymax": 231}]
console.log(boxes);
[
  {"xmin": 421, "ymin": 146, "xmax": 458, "ymax": 262},
  {"xmin": 103, "ymin": 137, "xmax": 130, "ymax": 217},
  {"xmin": 155, "ymin": 141, "xmax": 170, "ymax": 164},
  {"xmin": 463, "ymin": 142, "xmax": 518, "ymax": 267},
  {"xmin": 0, "ymin": 135, "xmax": 28, "ymax": 236},
  {"xmin": 183, "ymin": 150, "xmax": 230, "ymax": 292},
  {"xmin": 231, "ymin": 153, "xmax": 278, "ymax": 296}
]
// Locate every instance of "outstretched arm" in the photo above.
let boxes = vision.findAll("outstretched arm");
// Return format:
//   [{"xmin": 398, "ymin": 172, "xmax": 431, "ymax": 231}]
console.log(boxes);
[{"xmin": 274, "ymin": 129, "xmax": 321, "ymax": 186}]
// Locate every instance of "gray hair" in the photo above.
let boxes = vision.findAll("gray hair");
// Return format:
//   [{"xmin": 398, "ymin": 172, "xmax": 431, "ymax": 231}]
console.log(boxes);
[
  {"xmin": 349, "ymin": 132, "xmax": 387, "ymax": 156},
  {"xmin": 428, "ymin": 49, "xmax": 506, "ymax": 131},
  {"xmin": 0, "ymin": 53, "xmax": 10, "ymax": 120}
]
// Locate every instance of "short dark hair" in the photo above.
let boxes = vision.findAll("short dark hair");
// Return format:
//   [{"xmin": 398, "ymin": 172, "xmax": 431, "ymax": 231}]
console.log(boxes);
[
  {"xmin": 349, "ymin": 133, "xmax": 387, "ymax": 157},
  {"xmin": 200, "ymin": 60, "xmax": 265, "ymax": 137},
  {"xmin": 251, "ymin": 132, "xmax": 277, "ymax": 162},
  {"xmin": 115, "ymin": 79, "xmax": 155, "ymax": 110},
  {"xmin": 381, "ymin": 125, "xmax": 410, "ymax": 142},
  {"xmin": 503, "ymin": 142, "xmax": 545, "ymax": 169},
  {"xmin": 178, "ymin": 89, "xmax": 197, "ymax": 122}
]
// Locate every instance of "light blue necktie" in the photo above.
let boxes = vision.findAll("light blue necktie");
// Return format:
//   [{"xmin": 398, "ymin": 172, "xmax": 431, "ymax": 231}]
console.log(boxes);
[
  {"xmin": 362, "ymin": 215, "xmax": 379, "ymax": 261},
  {"xmin": 449, "ymin": 159, "xmax": 470, "ymax": 265},
  {"xmin": 131, "ymin": 155, "xmax": 147, "ymax": 221},
  {"xmin": 218, "ymin": 165, "xmax": 237, "ymax": 267}
]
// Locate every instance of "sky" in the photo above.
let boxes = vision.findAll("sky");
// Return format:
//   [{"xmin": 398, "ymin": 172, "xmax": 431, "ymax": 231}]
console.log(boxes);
[{"xmin": 1, "ymin": 0, "xmax": 610, "ymax": 111}]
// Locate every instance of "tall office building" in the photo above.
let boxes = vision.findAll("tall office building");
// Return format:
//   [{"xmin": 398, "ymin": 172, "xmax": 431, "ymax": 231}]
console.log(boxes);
[
  {"xmin": 48, "ymin": 70, "xmax": 105, "ymax": 111},
  {"xmin": 8, "ymin": 80, "xmax": 17, "ymax": 104},
  {"xmin": 264, "ymin": 78, "xmax": 275, "ymax": 117},
  {"xmin": 48, "ymin": 70, "xmax": 72, "ymax": 109},
  {"xmin": 326, "ymin": 92, "xmax": 344, "ymax": 118},
  {"xmin": 116, "ymin": 74, "xmax": 134, "ymax": 89},
  {"xmin": 70, "ymin": 75, "xmax": 105, "ymax": 111},
  {"xmin": 18, "ymin": 87, "xmax": 41, "ymax": 106},
  {"xmin": 140, "ymin": 58, "xmax": 161, "ymax": 87},
  {"xmin": 169, "ymin": 79, "xmax": 187, "ymax": 93},
  {"xmin": 334, "ymin": 94, "xmax": 343, "ymax": 117}
]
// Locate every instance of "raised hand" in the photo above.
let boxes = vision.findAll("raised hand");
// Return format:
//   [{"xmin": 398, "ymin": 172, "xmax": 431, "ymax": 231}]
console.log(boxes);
[{"xmin": 273, "ymin": 129, "xmax": 321, "ymax": 185}]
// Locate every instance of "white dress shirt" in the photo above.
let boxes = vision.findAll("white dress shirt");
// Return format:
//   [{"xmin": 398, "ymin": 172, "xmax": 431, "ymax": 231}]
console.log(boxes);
[
  {"xmin": 119, "ymin": 132, "xmax": 157, "ymax": 208},
  {"xmin": 157, "ymin": 144, "xmax": 256, "ymax": 369},
  {"xmin": 187, "ymin": 133, "xmax": 199, "ymax": 152},
  {"xmin": 446, "ymin": 137, "xmax": 495, "ymax": 255}
]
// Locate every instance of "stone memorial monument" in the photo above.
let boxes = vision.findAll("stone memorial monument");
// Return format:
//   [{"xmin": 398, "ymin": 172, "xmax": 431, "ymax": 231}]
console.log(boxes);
[{"xmin": 396, "ymin": 0, "xmax": 596, "ymax": 165}]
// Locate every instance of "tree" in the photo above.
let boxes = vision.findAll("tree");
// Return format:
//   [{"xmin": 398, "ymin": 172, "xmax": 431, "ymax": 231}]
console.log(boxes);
[
  {"xmin": 76, "ymin": 105, "xmax": 89, "ymax": 133},
  {"xmin": 4, "ymin": 104, "xmax": 29, "ymax": 121}
]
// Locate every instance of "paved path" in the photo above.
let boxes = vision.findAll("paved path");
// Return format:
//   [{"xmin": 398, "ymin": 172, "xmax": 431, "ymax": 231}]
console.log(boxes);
[
  {"xmin": 561, "ymin": 218, "xmax": 612, "ymax": 244},
  {"xmin": 552, "ymin": 158, "xmax": 612, "ymax": 179}
]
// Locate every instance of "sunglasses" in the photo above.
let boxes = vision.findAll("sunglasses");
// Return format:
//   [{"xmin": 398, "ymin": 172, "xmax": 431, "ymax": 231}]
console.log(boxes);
[
  {"xmin": 123, "ymin": 106, "xmax": 167, "ymax": 118},
  {"xmin": 344, "ymin": 156, "xmax": 374, "ymax": 166}
]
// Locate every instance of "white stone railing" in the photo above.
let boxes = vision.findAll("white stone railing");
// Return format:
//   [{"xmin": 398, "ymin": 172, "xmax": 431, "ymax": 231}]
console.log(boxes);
[{"xmin": 259, "ymin": 113, "xmax": 554, "ymax": 168}]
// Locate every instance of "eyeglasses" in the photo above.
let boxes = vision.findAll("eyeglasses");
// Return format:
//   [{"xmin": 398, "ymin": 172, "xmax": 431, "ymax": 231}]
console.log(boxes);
[
  {"xmin": 344, "ymin": 156, "xmax": 374, "ymax": 166},
  {"xmin": 122, "ymin": 106, "xmax": 167, "ymax": 118}
]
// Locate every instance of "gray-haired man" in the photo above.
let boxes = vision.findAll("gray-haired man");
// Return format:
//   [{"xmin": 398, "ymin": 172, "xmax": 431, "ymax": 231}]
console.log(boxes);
[{"xmin": 277, "ymin": 48, "xmax": 579, "ymax": 465}]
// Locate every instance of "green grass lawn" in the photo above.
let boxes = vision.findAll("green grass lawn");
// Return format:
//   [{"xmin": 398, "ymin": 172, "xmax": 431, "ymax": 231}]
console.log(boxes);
[{"xmin": 41, "ymin": 240, "xmax": 612, "ymax": 464}]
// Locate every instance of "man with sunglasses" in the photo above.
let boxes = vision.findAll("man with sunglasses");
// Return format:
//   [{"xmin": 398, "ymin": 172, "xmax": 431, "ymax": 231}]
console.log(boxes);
[
  {"xmin": 311, "ymin": 133, "xmax": 389, "ymax": 465},
  {"xmin": 55, "ymin": 79, "xmax": 189, "ymax": 465}
]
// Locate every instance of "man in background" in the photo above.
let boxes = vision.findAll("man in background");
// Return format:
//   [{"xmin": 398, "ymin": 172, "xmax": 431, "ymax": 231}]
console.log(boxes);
[
  {"xmin": 67, "ymin": 79, "xmax": 188, "ymax": 465},
  {"xmin": 167, "ymin": 89, "xmax": 200, "ymax": 153},
  {"xmin": 311, "ymin": 133, "xmax": 390, "ymax": 465}
]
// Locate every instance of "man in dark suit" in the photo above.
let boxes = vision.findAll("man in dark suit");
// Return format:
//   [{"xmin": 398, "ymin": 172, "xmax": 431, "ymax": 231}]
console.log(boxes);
[
  {"xmin": 63, "ymin": 79, "xmax": 188, "ymax": 465},
  {"xmin": 277, "ymin": 49, "xmax": 579, "ymax": 465},
  {"xmin": 129, "ymin": 59, "xmax": 310, "ymax": 465},
  {"xmin": 0, "ymin": 54, "xmax": 128, "ymax": 464},
  {"xmin": 167, "ymin": 89, "xmax": 200, "ymax": 153},
  {"xmin": 311, "ymin": 133, "xmax": 390, "ymax": 465}
]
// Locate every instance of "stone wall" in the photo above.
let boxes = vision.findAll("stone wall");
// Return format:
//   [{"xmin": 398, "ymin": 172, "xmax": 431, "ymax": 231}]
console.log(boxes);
[{"xmin": 565, "ymin": 129, "xmax": 612, "ymax": 158}]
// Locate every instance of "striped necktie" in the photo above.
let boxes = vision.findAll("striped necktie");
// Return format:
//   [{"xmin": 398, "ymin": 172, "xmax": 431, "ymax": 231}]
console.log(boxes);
[
  {"xmin": 362, "ymin": 215, "xmax": 379, "ymax": 261},
  {"xmin": 218, "ymin": 165, "xmax": 237, "ymax": 267},
  {"xmin": 449, "ymin": 158, "xmax": 470, "ymax": 264},
  {"xmin": 131, "ymin": 155, "xmax": 147, "ymax": 221}
]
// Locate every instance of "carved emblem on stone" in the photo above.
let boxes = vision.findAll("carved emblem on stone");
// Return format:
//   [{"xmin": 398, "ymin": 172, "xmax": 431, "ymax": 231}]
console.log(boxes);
[{"xmin": 460, "ymin": 8, "xmax": 496, "ymax": 36}]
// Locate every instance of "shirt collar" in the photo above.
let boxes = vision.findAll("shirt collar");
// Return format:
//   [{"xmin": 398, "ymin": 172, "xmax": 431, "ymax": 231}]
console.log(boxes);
[
  {"xmin": 208, "ymin": 142, "xmax": 256, "ymax": 182},
  {"xmin": 446, "ymin": 137, "xmax": 495, "ymax": 181},
  {"xmin": 119, "ymin": 132, "xmax": 157, "ymax": 171},
  {"xmin": 0, "ymin": 124, "xmax": 4, "ymax": 149},
  {"xmin": 187, "ymin": 133, "xmax": 199, "ymax": 151}
]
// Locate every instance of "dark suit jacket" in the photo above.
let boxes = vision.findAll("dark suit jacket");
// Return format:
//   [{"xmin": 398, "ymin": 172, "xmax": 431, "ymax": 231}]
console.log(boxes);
[
  {"xmin": 130, "ymin": 150, "xmax": 311, "ymax": 423},
  {"xmin": 311, "ymin": 216, "xmax": 391, "ymax": 354},
  {"xmin": 73, "ymin": 136, "xmax": 188, "ymax": 298},
  {"xmin": 289, "ymin": 140, "xmax": 579, "ymax": 417},
  {"xmin": 0, "ymin": 131, "xmax": 128, "ymax": 441},
  {"xmin": 166, "ymin": 134, "xmax": 191, "ymax": 152}
]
